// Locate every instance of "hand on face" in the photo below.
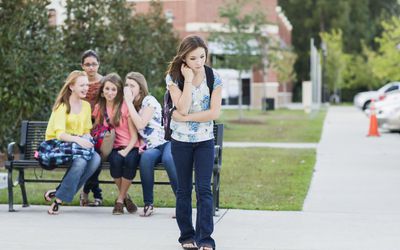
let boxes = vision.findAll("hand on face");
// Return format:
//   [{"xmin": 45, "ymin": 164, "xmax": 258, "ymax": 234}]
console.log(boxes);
[
  {"xmin": 123, "ymin": 86, "xmax": 135, "ymax": 103},
  {"xmin": 180, "ymin": 63, "xmax": 194, "ymax": 82}
]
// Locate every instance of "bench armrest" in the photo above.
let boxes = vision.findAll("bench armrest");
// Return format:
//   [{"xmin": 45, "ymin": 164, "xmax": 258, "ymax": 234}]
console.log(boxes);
[{"xmin": 7, "ymin": 142, "xmax": 16, "ymax": 161}]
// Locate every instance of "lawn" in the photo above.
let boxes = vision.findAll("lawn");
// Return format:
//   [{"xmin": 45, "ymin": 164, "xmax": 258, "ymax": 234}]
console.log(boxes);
[
  {"xmin": 218, "ymin": 108, "xmax": 326, "ymax": 142},
  {"xmin": 0, "ymin": 108, "xmax": 324, "ymax": 211}
]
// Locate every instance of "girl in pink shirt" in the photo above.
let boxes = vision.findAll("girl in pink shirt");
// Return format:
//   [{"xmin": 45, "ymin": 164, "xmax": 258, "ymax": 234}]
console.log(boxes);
[{"xmin": 93, "ymin": 73, "xmax": 139, "ymax": 215}]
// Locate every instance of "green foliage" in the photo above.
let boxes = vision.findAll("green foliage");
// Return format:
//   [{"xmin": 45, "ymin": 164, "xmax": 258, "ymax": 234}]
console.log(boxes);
[
  {"xmin": 209, "ymin": 0, "xmax": 265, "ymax": 71},
  {"xmin": 342, "ymin": 44, "xmax": 379, "ymax": 91},
  {"xmin": 269, "ymin": 47, "xmax": 297, "ymax": 91},
  {"xmin": 280, "ymin": 0, "xmax": 400, "ymax": 88},
  {"xmin": 0, "ymin": 0, "xmax": 179, "ymax": 150},
  {"xmin": 0, "ymin": 0, "xmax": 66, "ymax": 150},
  {"xmin": 209, "ymin": 0, "xmax": 270, "ymax": 119},
  {"xmin": 62, "ymin": 0, "xmax": 179, "ymax": 101},
  {"xmin": 320, "ymin": 29, "xmax": 346, "ymax": 94},
  {"xmin": 368, "ymin": 16, "xmax": 400, "ymax": 82}
]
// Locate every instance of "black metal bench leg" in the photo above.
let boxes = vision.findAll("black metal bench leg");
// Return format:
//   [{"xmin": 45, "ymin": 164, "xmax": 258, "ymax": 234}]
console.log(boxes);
[
  {"xmin": 19, "ymin": 170, "xmax": 29, "ymax": 207},
  {"xmin": 7, "ymin": 167, "xmax": 15, "ymax": 212}
]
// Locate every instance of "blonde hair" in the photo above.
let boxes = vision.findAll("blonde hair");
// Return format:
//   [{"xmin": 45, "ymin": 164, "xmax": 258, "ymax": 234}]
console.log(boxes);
[
  {"xmin": 94, "ymin": 73, "xmax": 124, "ymax": 127},
  {"xmin": 125, "ymin": 72, "xmax": 149, "ymax": 111},
  {"xmin": 53, "ymin": 70, "xmax": 87, "ymax": 113}
]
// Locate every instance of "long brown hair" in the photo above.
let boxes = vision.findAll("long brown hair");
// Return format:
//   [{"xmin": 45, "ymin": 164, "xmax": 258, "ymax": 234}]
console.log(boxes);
[
  {"xmin": 53, "ymin": 71, "xmax": 87, "ymax": 113},
  {"xmin": 125, "ymin": 72, "xmax": 149, "ymax": 111},
  {"xmin": 166, "ymin": 35, "xmax": 208, "ymax": 83},
  {"xmin": 94, "ymin": 73, "xmax": 124, "ymax": 127}
]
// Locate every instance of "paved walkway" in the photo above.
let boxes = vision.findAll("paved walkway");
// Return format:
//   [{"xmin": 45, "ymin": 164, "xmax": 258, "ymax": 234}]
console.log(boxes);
[
  {"xmin": 2, "ymin": 106, "xmax": 400, "ymax": 250},
  {"xmin": 224, "ymin": 142, "xmax": 317, "ymax": 149}
]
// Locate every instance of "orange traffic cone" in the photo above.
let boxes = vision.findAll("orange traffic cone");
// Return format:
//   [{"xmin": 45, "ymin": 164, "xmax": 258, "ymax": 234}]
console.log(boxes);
[{"xmin": 367, "ymin": 99, "xmax": 380, "ymax": 137}]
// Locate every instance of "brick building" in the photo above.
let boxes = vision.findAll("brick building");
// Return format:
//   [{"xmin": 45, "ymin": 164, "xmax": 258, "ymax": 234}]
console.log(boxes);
[
  {"xmin": 48, "ymin": 0, "xmax": 293, "ymax": 108},
  {"xmin": 129, "ymin": 0, "xmax": 293, "ymax": 108}
]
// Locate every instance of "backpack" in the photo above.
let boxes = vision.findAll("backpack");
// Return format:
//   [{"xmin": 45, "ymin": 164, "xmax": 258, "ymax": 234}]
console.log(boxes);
[{"xmin": 162, "ymin": 65, "xmax": 215, "ymax": 140}]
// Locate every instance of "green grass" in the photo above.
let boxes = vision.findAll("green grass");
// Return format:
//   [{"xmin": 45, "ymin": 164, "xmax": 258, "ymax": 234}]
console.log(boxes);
[
  {"xmin": 0, "ymin": 108, "xmax": 323, "ymax": 211},
  {"xmin": 217, "ymin": 108, "xmax": 326, "ymax": 142},
  {"xmin": 0, "ymin": 147, "xmax": 315, "ymax": 211},
  {"xmin": 220, "ymin": 148, "xmax": 315, "ymax": 210}
]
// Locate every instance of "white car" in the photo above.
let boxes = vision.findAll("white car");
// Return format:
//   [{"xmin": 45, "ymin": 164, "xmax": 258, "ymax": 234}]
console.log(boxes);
[
  {"xmin": 365, "ymin": 90, "xmax": 400, "ymax": 116},
  {"xmin": 376, "ymin": 102, "xmax": 400, "ymax": 127},
  {"xmin": 382, "ymin": 106, "xmax": 400, "ymax": 131},
  {"xmin": 353, "ymin": 82, "xmax": 400, "ymax": 110}
]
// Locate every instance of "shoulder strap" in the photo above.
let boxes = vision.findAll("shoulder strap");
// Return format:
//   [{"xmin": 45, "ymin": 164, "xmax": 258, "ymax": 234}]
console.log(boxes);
[
  {"xmin": 205, "ymin": 65, "xmax": 214, "ymax": 97},
  {"xmin": 104, "ymin": 106, "xmax": 112, "ymax": 128}
]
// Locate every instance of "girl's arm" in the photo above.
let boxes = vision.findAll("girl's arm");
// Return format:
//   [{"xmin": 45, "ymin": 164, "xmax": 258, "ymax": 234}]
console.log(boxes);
[
  {"xmin": 123, "ymin": 88, "xmax": 154, "ymax": 130},
  {"xmin": 118, "ymin": 117, "xmax": 138, "ymax": 157},
  {"xmin": 59, "ymin": 133, "xmax": 94, "ymax": 149},
  {"xmin": 168, "ymin": 64, "xmax": 194, "ymax": 115},
  {"xmin": 172, "ymin": 86, "xmax": 222, "ymax": 123}
]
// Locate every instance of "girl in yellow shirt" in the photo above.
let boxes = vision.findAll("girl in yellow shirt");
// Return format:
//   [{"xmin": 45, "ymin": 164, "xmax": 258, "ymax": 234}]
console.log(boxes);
[{"xmin": 45, "ymin": 70, "xmax": 101, "ymax": 215}]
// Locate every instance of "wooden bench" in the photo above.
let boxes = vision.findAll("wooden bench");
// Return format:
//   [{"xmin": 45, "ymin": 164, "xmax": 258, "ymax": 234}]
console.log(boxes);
[{"xmin": 5, "ymin": 121, "xmax": 223, "ymax": 215}]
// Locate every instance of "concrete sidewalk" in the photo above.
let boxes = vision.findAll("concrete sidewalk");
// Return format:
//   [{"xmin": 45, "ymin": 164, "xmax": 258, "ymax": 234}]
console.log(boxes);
[{"xmin": 2, "ymin": 106, "xmax": 400, "ymax": 250}]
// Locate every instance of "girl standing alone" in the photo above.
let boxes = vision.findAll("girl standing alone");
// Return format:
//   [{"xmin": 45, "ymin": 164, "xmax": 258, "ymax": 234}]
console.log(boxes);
[{"xmin": 166, "ymin": 35, "xmax": 222, "ymax": 250}]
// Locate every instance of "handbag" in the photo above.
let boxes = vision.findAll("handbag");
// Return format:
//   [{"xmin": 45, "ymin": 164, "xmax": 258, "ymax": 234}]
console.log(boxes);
[{"xmin": 91, "ymin": 107, "xmax": 116, "ymax": 161}]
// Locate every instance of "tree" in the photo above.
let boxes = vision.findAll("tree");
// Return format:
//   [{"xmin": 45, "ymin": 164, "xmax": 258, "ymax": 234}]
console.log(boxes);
[
  {"xmin": 269, "ymin": 47, "xmax": 297, "ymax": 93},
  {"xmin": 0, "ymin": 0, "xmax": 66, "ymax": 150},
  {"xmin": 320, "ymin": 29, "xmax": 346, "ymax": 99},
  {"xmin": 62, "ymin": 0, "xmax": 178, "ymax": 101},
  {"xmin": 368, "ymin": 16, "xmax": 400, "ymax": 82},
  {"xmin": 279, "ymin": 0, "xmax": 400, "ymax": 100},
  {"xmin": 209, "ymin": 0, "xmax": 267, "ymax": 120},
  {"xmin": 62, "ymin": 0, "xmax": 125, "ymax": 72}
]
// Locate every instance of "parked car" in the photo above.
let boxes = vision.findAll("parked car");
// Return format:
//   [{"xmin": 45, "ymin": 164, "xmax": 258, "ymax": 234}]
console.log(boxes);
[
  {"xmin": 365, "ymin": 90, "xmax": 400, "ymax": 116},
  {"xmin": 376, "ymin": 102, "xmax": 400, "ymax": 127},
  {"xmin": 381, "ymin": 106, "xmax": 400, "ymax": 131},
  {"xmin": 353, "ymin": 82, "xmax": 400, "ymax": 110}
]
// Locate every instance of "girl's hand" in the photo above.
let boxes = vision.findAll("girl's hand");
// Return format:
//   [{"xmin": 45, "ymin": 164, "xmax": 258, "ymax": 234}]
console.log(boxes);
[
  {"xmin": 76, "ymin": 137, "xmax": 94, "ymax": 149},
  {"xmin": 124, "ymin": 86, "xmax": 135, "ymax": 103},
  {"xmin": 172, "ymin": 110, "xmax": 187, "ymax": 122},
  {"xmin": 180, "ymin": 63, "xmax": 194, "ymax": 83},
  {"xmin": 118, "ymin": 149, "xmax": 128, "ymax": 157}
]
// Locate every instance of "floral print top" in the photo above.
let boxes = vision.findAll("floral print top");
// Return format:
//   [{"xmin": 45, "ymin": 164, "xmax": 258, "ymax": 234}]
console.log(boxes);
[
  {"xmin": 138, "ymin": 95, "xmax": 167, "ymax": 149},
  {"xmin": 165, "ymin": 68, "xmax": 222, "ymax": 143}
]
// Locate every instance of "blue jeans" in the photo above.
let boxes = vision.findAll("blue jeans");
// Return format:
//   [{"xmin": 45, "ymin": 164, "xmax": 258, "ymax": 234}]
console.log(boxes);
[
  {"xmin": 108, "ymin": 148, "xmax": 140, "ymax": 180},
  {"xmin": 139, "ymin": 141, "xmax": 177, "ymax": 205},
  {"xmin": 171, "ymin": 139, "xmax": 215, "ymax": 249},
  {"xmin": 82, "ymin": 167, "xmax": 102, "ymax": 199},
  {"xmin": 55, "ymin": 152, "xmax": 101, "ymax": 202}
]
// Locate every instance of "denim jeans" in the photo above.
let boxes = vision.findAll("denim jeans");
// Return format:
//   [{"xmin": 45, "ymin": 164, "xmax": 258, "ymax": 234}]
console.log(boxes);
[
  {"xmin": 171, "ymin": 139, "xmax": 215, "ymax": 249},
  {"xmin": 55, "ymin": 152, "xmax": 101, "ymax": 202},
  {"xmin": 108, "ymin": 148, "xmax": 140, "ymax": 180},
  {"xmin": 139, "ymin": 141, "xmax": 177, "ymax": 205},
  {"xmin": 82, "ymin": 167, "xmax": 103, "ymax": 199}
]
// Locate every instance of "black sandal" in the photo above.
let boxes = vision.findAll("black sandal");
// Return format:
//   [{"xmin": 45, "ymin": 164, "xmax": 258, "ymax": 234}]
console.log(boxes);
[
  {"xmin": 44, "ymin": 189, "xmax": 56, "ymax": 202},
  {"xmin": 48, "ymin": 200, "xmax": 61, "ymax": 215},
  {"xmin": 181, "ymin": 239, "xmax": 198, "ymax": 250}
]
